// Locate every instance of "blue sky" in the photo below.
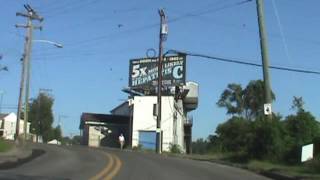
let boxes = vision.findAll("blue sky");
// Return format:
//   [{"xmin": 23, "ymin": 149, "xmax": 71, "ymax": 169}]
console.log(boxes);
[{"xmin": 1, "ymin": 0, "xmax": 319, "ymax": 139}]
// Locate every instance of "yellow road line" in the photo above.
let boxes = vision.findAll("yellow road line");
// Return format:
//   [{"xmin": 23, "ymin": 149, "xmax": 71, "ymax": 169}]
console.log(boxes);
[
  {"xmin": 90, "ymin": 152, "xmax": 114, "ymax": 180},
  {"xmin": 104, "ymin": 154, "xmax": 122, "ymax": 180}
]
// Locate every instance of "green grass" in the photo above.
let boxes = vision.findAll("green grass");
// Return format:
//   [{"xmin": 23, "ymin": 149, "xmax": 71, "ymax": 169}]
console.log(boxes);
[
  {"xmin": 0, "ymin": 139, "xmax": 13, "ymax": 153},
  {"xmin": 247, "ymin": 160, "xmax": 320, "ymax": 179},
  {"xmin": 180, "ymin": 153, "xmax": 320, "ymax": 179}
]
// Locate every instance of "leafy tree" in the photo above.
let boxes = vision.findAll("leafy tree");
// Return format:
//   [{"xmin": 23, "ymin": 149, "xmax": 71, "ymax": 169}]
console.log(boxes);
[
  {"xmin": 217, "ymin": 84, "xmax": 244, "ymax": 116},
  {"xmin": 215, "ymin": 116, "xmax": 253, "ymax": 153},
  {"xmin": 217, "ymin": 80, "xmax": 275, "ymax": 120},
  {"xmin": 291, "ymin": 96, "xmax": 305, "ymax": 113},
  {"xmin": 29, "ymin": 93, "xmax": 54, "ymax": 142},
  {"xmin": 72, "ymin": 135, "xmax": 82, "ymax": 145},
  {"xmin": 52, "ymin": 125, "xmax": 62, "ymax": 141},
  {"xmin": 248, "ymin": 115, "xmax": 286, "ymax": 161},
  {"xmin": 282, "ymin": 97, "xmax": 320, "ymax": 163},
  {"xmin": 243, "ymin": 80, "xmax": 276, "ymax": 119},
  {"xmin": 192, "ymin": 138, "xmax": 209, "ymax": 154},
  {"xmin": 207, "ymin": 135, "xmax": 222, "ymax": 153},
  {"xmin": 61, "ymin": 136, "xmax": 72, "ymax": 145}
]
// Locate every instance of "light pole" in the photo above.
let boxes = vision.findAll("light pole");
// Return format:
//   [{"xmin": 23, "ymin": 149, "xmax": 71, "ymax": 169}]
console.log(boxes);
[{"xmin": 23, "ymin": 40, "xmax": 62, "ymax": 141}]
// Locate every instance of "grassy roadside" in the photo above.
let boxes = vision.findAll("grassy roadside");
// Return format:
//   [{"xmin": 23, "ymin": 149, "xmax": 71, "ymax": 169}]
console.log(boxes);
[
  {"xmin": 163, "ymin": 152, "xmax": 320, "ymax": 180},
  {"xmin": 246, "ymin": 160, "xmax": 320, "ymax": 180},
  {"xmin": 0, "ymin": 139, "xmax": 13, "ymax": 153}
]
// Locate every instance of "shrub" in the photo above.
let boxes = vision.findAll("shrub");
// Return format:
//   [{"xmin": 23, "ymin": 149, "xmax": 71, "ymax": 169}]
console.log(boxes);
[
  {"xmin": 304, "ymin": 155, "xmax": 320, "ymax": 172},
  {"xmin": 170, "ymin": 144, "xmax": 182, "ymax": 154}
]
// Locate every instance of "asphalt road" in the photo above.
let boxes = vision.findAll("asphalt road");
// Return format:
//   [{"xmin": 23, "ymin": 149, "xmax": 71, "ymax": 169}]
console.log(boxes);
[{"xmin": 0, "ymin": 144, "xmax": 270, "ymax": 180}]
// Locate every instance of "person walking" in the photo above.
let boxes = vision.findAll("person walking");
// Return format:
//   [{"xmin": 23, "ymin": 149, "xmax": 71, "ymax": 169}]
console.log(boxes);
[{"xmin": 119, "ymin": 133, "xmax": 125, "ymax": 150}]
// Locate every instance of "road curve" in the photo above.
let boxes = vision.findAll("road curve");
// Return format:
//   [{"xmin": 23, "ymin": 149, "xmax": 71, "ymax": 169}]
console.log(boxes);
[
  {"xmin": 0, "ymin": 143, "xmax": 109, "ymax": 180},
  {"xmin": 108, "ymin": 149, "xmax": 270, "ymax": 180},
  {"xmin": 0, "ymin": 144, "xmax": 270, "ymax": 180}
]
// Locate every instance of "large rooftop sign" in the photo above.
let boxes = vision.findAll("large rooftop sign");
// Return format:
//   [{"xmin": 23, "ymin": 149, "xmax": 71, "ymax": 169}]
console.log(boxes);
[{"xmin": 129, "ymin": 55, "xmax": 186, "ymax": 89}]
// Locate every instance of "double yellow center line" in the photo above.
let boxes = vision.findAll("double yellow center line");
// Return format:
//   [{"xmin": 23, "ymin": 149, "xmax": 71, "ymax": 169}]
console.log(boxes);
[{"xmin": 90, "ymin": 152, "xmax": 122, "ymax": 180}]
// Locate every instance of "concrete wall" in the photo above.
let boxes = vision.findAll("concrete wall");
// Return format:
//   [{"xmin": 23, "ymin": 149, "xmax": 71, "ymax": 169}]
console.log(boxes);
[
  {"xmin": 132, "ymin": 96, "xmax": 185, "ymax": 152},
  {"xmin": 88, "ymin": 126, "xmax": 105, "ymax": 147}
]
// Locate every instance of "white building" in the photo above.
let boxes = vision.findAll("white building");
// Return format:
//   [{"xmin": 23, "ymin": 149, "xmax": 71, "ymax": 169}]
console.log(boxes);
[
  {"xmin": 113, "ymin": 82, "xmax": 198, "ymax": 153},
  {"xmin": 80, "ymin": 82, "xmax": 198, "ymax": 153},
  {"xmin": 130, "ymin": 96, "xmax": 186, "ymax": 152},
  {"xmin": 0, "ymin": 112, "xmax": 31, "ymax": 140}
]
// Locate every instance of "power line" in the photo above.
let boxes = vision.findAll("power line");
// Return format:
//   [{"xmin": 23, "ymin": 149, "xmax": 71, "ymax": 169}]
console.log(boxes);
[
  {"xmin": 63, "ymin": 0, "xmax": 252, "ymax": 48},
  {"xmin": 44, "ymin": 0, "xmax": 103, "ymax": 19},
  {"xmin": 168, "ymin": 50, "xmax": 320, "ymax": 75},
  {"xmin": 271, "ymin": 0, "xmax": 291, "ymax": 62},
  {"xmin": 169, "ymin": 0, "xmax": 253, "ymax": 23}
]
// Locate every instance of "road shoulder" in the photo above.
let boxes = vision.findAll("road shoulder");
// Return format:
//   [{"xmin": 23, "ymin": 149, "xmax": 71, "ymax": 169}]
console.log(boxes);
[{"xmin": 0, "ymin": 141, "xmax": 45, "ymax": 170}]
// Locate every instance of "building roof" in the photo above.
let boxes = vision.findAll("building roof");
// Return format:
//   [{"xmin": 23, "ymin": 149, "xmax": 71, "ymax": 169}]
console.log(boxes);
[
  {"xmin": 110, "ymin": 101, "xmax": 129, "ymax": 114},
  {"xmin": 80, "ymin": 113, "xmax": 130, "ymax": 129},
  {"xmin": 0, "ymin": 113, "xmax": 9, "ymax": 120}
]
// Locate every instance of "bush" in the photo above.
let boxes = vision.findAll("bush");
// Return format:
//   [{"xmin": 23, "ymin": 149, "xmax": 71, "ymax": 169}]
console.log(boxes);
[
  {"xmin": 132, "ymin": 144, "xmax": 143, "ymax": 151},
  {"xmin": 304, "ymin": 155, "xmax": 320, "ymax": 172},
  {"xmin": 169, "ymin": 144, "xmax": 182, "ymax": 154},
  {"xmin": 215, "ymin": 116, "xmax": 253, "ymax": 154},
  {"xmin": 248, "ymin": 116, "xmax": 286, "ymax": 161}
]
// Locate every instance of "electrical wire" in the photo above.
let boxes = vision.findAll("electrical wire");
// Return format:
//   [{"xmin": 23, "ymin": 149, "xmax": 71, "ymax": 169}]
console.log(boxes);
[
  {"xmin": 45, "ymin": 0, "xmax": 103, "ymax": 19},
  {"xmin": 169, "ymin": 0, "xmax": 253, "ymax": 23},
  {"xmin": 168, "ymin": 50, "xmax": 320, "ymax": 75},
  {"xmin": 63, "ymin": 0, "xmax": 253, "ymax": 48},
  {"xmin": 271, "ymin": 0, "xmax": 291, "ymax": 62}
]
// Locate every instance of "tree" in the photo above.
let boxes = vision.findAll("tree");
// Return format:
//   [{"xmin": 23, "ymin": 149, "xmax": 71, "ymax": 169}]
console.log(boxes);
[
  {"xmin": 217, "ymin": 83, "xmax": 244, "ymax": 116},
  {"xmin": 285, "ymin": 97, "xmax": 320, "ymax": 145},
  {"xmin": 51, "ymin": 125, "xmax": 62, "ymax": 141},
  {"xmin": 217, "ymin": 80, "xmax": 275, "ymax": 120},
  {"xmin": 282, "ymin": 98, "xmax": 320, "ymax": 163},
  {"xmin": 72, "ymin": 135, "xmax": 81, "ymax": 145},
  {"xmin": 215, "ymin": 116, "xmax": 253, "ymax": 153},
  {"xmin": 29, "ymin": 93, "xmax": 54, "ymax": 142},
  {"xmin": 248, "ymin": 115, "xmax": 286, "ymax": 161},
  {"xmin": 291, "ymin": 96, "xmax": 304, "ymax": 113},
  {"xmin": 243, "ymin": 80, "xmax": 275, "ymax": 119},
  {"xmin": 192, "ymin": 138, "xmax": 209, "ymax": 154}
]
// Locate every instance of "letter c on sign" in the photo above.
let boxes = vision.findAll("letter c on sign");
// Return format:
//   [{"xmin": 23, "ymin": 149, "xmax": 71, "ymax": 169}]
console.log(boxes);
[{"xmin": 173, "ymin": 66, "xmax": 183, "ymax": 79}]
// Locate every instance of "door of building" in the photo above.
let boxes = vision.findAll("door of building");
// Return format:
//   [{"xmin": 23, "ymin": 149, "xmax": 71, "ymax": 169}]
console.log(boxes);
[{"xmin": 138, "ymin": 131, "xmax": 156, "ymax": 150}]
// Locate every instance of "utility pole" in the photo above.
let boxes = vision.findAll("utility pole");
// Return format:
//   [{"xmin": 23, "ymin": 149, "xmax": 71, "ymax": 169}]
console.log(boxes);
[
  {"xmin": 256, "ymin": 0, "xmax": 273, "ymax": 118},
  {"xmin": 156, "ymin": 9, "xmax": 167, "ymax": 154},
  {"xmin": 15, "ymin": 4, "xmax": 43, "ymax": 142},
  {"xmin": 15, "ymin": 55, "xmax": 26, "ymax": 140}
]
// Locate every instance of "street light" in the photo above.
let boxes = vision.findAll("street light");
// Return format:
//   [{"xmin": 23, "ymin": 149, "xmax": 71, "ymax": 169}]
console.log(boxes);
[
  {"xmin": 16, "ymin": 39, "xmax": 63, "ymax": 141},
  {"xmin": 33, "ymin": 40, "xmax": 63, "ymax": 48}
]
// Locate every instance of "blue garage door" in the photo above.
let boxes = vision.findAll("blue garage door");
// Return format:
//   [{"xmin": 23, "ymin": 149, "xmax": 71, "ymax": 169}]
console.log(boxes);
[{"xmin": 139, "ymin": 131, "xmax": 156, "ymax": 150}]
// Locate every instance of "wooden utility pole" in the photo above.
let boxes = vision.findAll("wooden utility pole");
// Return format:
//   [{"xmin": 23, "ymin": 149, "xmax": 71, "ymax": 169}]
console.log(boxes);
[
  {"xmin": 156, "ymin": 9, "xmax": 167, "ymax": 154},
  {"xmin": 15, "ymin": 4, "xmax": 43, "ymax": 141},
  {"xmin": 256, "ymin": 0, "xmax": 273, "ymax": 118}
]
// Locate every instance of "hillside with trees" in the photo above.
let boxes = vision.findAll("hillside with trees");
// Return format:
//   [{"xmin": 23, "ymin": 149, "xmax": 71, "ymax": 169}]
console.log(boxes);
[{"xmin": 192, "ymin": 80, "xmax": 320, "ymax": 172}]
